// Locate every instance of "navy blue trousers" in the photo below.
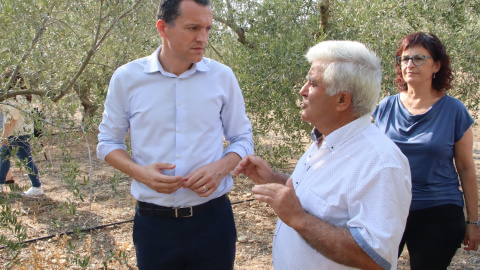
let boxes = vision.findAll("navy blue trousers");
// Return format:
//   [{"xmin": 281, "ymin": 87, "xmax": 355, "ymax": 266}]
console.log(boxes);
[
  {"xmin": 399, "ymin": 204, "xmax": 466, "ymax": 270},
  {"xmin": 133, "ymin": 196, "xmax": 237, "ymax": 270}
]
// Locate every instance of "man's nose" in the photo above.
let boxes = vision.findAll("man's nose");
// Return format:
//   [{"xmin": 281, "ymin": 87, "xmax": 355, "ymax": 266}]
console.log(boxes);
[
  {"xmin": 197, "ymin": 28, "xmax": 209, "ymax": 43},
  {"xmin": 299, "ymin": 82, "xmax": 309, "ymax": 96}
]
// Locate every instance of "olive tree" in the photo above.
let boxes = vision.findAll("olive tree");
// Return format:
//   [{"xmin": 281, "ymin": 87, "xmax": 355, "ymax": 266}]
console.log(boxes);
[
  {"xmin": 209, "ymin": 0, "xmax": 480, "ymax": 167},
  {"xmin": 209, "ymin": 0, "xmax": 323, "ymax": 167},
  {"xmin": 0, "ymin": 0, "xmax": 148, "ymax": 117}
]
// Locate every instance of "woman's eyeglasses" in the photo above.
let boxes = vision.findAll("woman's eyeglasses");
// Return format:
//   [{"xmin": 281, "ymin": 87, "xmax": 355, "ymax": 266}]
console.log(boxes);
[{"xmin": 397, "ymin": 54, "xmax": 433, "ymax": 66}]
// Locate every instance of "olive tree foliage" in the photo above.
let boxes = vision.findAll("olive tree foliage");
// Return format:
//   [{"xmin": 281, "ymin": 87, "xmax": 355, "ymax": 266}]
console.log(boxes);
[
  {"xmin": 326, "ymin": 0, "xmax": 480, "ymax": 109},
  {"xmin": 0, "ymin": 0, "xmax": 156, "ymax": 118},
  {"xmin": 209, "ymin": 0, "xmax": 480, "ymax": 168},
  {"xmin": 209, "ymin": 0, "xmax": 323, "ymax": 167}
]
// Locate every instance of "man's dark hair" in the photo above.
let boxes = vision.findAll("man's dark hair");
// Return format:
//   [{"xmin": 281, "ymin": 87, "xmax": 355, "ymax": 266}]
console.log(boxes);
[{"xmin": 157, "ymin": 0, "xmax": 210, "ymax": 25}]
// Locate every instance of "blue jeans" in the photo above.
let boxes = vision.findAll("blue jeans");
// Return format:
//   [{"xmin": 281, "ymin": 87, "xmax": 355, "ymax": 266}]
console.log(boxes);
[
  {"xmin": 133, "ymin": 196, "xmax": 237, "ymax": 270},
  {"xmin": 0, "ymin": 135, "xmax": 40, "ymax": 187}
]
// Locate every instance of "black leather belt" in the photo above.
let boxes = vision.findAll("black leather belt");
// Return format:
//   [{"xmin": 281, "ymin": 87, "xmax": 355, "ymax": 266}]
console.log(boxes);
[{"xmin": 137, "ymin": 194, "xmax": 228, "ymax": 218}]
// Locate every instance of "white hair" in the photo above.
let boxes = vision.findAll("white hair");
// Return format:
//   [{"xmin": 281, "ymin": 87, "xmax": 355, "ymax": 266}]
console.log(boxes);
[{"xmin": 305, "ymin": 40, "xmax": 382, "ymax": 116}]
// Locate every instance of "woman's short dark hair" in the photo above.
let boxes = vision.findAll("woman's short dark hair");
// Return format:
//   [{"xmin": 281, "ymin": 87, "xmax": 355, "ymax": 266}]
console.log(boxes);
[
  {"xmin": 157, "ymin": 0, "xmax": 210, "ymax": 25},
  {"xmin": 394, "ymin": 32, "xmax": 453, "ymax": 92}
]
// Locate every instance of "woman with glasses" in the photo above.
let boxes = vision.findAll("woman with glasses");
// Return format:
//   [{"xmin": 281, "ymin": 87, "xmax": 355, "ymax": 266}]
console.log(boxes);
[{"xmin": 372, "ymin": 32, "xmax": 480, "ymax": 268}]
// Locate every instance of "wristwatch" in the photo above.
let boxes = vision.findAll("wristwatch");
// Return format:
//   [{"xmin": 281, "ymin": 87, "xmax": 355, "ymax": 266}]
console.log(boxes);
[{"xmin": 466, "ymin": 220, "xmax": 480, "ymax": 227}]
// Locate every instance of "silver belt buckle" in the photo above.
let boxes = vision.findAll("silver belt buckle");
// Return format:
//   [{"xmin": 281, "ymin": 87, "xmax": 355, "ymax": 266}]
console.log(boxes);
[{"xmin": 175, "ymin": 206, "xmax": 193, "ymax": 218}]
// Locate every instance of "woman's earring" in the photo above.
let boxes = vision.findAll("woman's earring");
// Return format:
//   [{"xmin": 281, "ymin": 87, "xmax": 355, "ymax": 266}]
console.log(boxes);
[{"xmin": 433, "ymin": 72, "xmax": 436, "ymax": 79}]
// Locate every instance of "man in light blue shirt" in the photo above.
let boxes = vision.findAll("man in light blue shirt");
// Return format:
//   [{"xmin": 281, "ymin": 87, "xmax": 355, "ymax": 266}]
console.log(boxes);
[{"xmin": 96, "ymin": 0, "xmax": 253, "ymax": 269}]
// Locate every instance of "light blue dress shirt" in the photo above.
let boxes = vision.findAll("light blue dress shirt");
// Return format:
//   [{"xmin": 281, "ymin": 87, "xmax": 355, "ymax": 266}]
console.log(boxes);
[{"xmin": 97, "ymin": 46, "xmax": 254, "ymax": 207}]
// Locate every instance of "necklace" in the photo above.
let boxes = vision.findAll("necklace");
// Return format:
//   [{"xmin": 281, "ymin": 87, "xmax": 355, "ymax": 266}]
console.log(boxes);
[
  {"xmin": 402, "ymin": 93, "xmax": 417, "ymax": 110},
  {"xmin": 402, "ymin": 91, "xmax": 424, "ymax": 110},
  {"xmin": 403, "ymin": 90, "xmax": 445, "ymax": 112}
]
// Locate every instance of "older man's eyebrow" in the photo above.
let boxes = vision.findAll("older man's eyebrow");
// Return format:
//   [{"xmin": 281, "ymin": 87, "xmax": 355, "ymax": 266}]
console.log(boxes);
[{"xmin": 306, "ymin": 75, "xmax": 315, "ymax": 84}]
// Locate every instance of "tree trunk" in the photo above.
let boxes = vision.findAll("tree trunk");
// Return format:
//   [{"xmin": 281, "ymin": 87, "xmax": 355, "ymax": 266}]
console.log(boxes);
[{"xmin": 319, "ymin": 0, "xmax": 330, "ymax": 33}]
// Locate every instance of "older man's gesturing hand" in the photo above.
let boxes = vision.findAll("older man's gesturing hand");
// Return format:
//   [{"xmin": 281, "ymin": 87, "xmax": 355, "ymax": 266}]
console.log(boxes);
[{"xmin": 252, "ymin": 178, "xmax": 308, "ymax": 229}]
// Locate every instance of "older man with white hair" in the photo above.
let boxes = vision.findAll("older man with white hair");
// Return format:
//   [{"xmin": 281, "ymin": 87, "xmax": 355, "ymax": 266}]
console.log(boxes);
[{"xmin": 234, "ymin": 40, "xmax": 412, "ymax": 270}]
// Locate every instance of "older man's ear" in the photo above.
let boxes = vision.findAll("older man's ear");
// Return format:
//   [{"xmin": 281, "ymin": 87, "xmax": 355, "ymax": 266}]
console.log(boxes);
[{"xmin": 336, "ymin": 91, "xmax": 352, "ymax": 112}]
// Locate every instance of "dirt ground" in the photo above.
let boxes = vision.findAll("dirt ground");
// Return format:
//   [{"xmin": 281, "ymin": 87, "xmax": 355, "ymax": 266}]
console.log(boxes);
[{"xmin": 0, "ymin": 120, "xmax": 479, "ymax": 269}]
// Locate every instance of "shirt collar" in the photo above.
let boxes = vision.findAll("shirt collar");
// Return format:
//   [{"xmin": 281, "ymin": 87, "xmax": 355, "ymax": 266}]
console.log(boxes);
[
  {"xmin": 323, "ymin": 114, "xmax": 372, "ymax": 152},
  {"xmin": 311, "ymin": 128, "xmax": 323, "ymax": 143},
  {"xmin": 143, "ymin": 46, "xmax": 210, "ymax": 77}
]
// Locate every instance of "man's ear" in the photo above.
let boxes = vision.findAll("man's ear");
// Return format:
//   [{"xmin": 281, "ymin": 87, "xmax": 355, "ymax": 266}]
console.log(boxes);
[
  {"xmin": 156, "ymin": 19, "xmax": 168, "ymax": 38},
  {"xmin": 336, "ymin": 91, "xmax": 352, "ymax": 112}
]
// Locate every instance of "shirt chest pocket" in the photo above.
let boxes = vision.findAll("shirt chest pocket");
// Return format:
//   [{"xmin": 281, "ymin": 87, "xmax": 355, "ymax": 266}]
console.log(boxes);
[{"xmin": 301, "ymin": 188, "xmax": 348, "ymax": 226}]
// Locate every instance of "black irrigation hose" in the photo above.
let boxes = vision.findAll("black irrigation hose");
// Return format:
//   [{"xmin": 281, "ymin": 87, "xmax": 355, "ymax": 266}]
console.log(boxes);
[
  {"xmin": 231, "ymin": 198, "xmax": 255, "ymax": 205},
  {"xmin": 0, "ymin": 198, "xmax": 256, "ymax": 250},
  {"xmin": 0, "ymin": 219, "xmax": 134, "ymax": 250}
]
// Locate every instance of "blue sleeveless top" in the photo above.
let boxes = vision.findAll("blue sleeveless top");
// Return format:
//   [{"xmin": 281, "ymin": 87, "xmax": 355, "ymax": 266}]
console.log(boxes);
[{"xmin": 372, "ymin": 94, "xmax": 474, "ymax": 210}]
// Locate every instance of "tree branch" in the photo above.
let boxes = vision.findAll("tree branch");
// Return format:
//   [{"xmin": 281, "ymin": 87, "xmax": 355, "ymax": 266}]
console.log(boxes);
[
  {"xmin": 213, "ymin": 0, "xmax": 248, "ymax": 46},
  {"xmin": 208, "ymin": 43, "xmax": 223, "ymax": 61},
  {"xmin": 94, "ymin": 0, "xmax": 143, "ymax": 51},
  {"xmin": 51, "ymin": 49, "xmax": 95, "ymax": 102},
  {"xmin": 93, "ymin": 0, "xmax": 105, "ymax": 47},
  {"xmin": 214, "ymin": 15, "xmax": 247, "ymax": 45},
  {"xmin": 51, "ymin": 0, "xmax": 144, "ymax": 102},
  {"xmin": 1, "ymin": 4, "xmax": 53, "ymax": 101}
]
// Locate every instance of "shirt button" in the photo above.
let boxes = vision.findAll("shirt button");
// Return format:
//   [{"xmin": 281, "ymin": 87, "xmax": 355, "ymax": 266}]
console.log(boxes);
[
  {"xmin": 177, "ymin": 155, "xmax": 182, "ymax": 159},
  {"xmin": 178, "ymin": 129, "xmax": 182, "ymax": 133},
  {"xmin": 178, "ymin": 102, "xmax": 182, "ymax": 106}
]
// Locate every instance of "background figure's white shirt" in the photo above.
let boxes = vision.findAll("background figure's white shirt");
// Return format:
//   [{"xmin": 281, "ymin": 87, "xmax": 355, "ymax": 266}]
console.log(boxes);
[
  {"xmin": 97, "ymin": 46, "xmax": 254, "ymax": 207},
  {"xmin": 273, "ymin": 115, "xmax": 412, "ymax": 270},
  {"xmin": 2, "ymin": 97, "xmax": 33, "ymax": 136}
]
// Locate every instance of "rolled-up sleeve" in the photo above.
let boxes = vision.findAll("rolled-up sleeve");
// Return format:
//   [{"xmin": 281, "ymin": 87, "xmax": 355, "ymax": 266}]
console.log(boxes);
[
  {"xmin": 347, "ymin": 165, "xmax": 412, "ymax": 270},
  {"xmin": 97, "ymin": 69, "xmax": 130, "ymax": 161}
]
